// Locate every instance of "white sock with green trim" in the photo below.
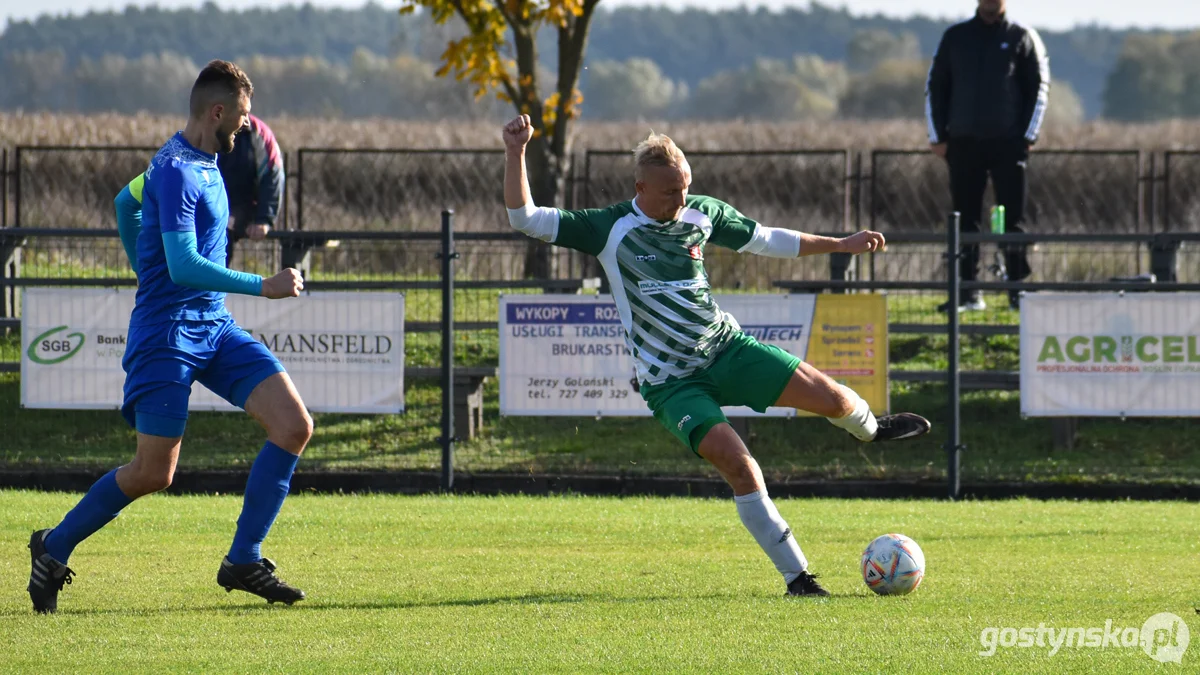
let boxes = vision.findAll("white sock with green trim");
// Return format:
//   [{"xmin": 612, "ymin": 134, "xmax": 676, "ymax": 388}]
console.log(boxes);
[
  {"xmin": 735, "ymin": 489, "xmax": 807, "ymax": 584},
  {"xmin": 827, "ymin": 386, "xmax": 878, "ymax": 441}
]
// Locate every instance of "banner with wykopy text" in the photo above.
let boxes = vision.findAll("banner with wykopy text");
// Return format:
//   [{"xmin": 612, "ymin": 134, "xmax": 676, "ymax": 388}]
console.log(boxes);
[{"xmin": 499, "ymin": 293, "xmax": 887, "ymax": 417}]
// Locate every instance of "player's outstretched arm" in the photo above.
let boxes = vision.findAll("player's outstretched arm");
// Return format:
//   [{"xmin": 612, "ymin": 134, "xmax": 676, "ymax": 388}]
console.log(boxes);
[
  {"xmin": 817, "ymin": 230, "xmax": 886, "ymax": 256},
  {"xmin": 161, "ymin": 231, "xmax": 260, "ymax": 294},
  {"xmin": 157, "ymin": 163, "xmax": 302, "ymax": 299},
  {"xmin": 735, "ymin": 227, "xmax": 885, "ymax": 258},
  {"xmin": 162, "ymin": 232, "xmax": 303, "ymax": 299},
  {"xmin": 503, "ymin": 115, "xmax": 535, "ymax": 209},
  {"xmin": 708, "ymin": 198, "xmax": 883, "ymax": 259},
  {"xmin": 502, "ymin": 115, "xmax": 559, "ymax": 243}
]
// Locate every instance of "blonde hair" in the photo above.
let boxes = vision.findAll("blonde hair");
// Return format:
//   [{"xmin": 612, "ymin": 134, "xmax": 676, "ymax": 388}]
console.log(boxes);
[{"xmin": 633, "ymin": 132, "xmax": 687, "ymax": 181}]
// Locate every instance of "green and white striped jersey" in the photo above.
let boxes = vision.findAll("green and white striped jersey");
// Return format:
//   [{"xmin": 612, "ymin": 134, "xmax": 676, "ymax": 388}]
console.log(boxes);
[{"xmin": 552, "ymin": 195, "xmax": 760, "ymax": 386}]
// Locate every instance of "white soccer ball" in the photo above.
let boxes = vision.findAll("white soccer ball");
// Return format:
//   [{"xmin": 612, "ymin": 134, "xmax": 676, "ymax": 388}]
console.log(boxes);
[{"xmin": 861, "ymin": 533, "xmax": 926, "ymax": 596}]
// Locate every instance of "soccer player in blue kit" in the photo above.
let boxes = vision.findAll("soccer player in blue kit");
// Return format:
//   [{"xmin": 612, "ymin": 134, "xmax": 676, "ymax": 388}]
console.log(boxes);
[{"xmin": 27, "ymin": 61, "xmax": 311, "ymax": 613}]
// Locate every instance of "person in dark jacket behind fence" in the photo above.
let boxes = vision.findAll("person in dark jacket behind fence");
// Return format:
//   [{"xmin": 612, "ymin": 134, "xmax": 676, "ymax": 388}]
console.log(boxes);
[
  {"xmin": 925, "ymin": 0, "xmax": 1049, "ymax": 312},
  {"xmin": 220, "ymin": 113, "xmax": 284, "ymax": 265}
]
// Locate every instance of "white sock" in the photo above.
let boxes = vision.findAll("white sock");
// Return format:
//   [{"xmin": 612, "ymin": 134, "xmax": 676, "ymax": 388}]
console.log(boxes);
[
  {"xmin": 734, "ymin": 489, "xmax": 807, "ymax": 584},
  {"xmin": 827, "ymin": 385, "xmax": 878, "ymax": 441}
]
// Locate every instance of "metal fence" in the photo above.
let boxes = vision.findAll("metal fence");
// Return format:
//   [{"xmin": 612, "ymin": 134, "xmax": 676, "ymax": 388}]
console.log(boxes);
[
  {"xmin": 2, "ymin": 146, "xmax": 1200, "ymax": 496},
  {"xmin": 4, "ymin": 220, "xmax": 1200, "ymax": 495},
  {"xmin": 3, "ymin": 145, "xmax": 1194, "ymax": 235},
  {"xmin": 867, "ymin": 149, "xmax": 1149, "ymax": 233},
  {"xmin": 776, "ymin": 226, "xmax": 1200, "ymax": 497},
  {"xmin": 295, "ymin": 148, "xmax": 507, "ymax": 233},
  {"xmin": 581, "ymin": 149, "xmax": 852, "ymax": 231},
  {"xmin": 1163, "ymin": 151, "xmax": 1200, "ymax": 232},
  {"xmin": 13, "ymin": 146, "xmax": 160, "ymax": 230},
  {"xmin": 0, "ymin": 222, "xmax": 574, "ymax": 480}
]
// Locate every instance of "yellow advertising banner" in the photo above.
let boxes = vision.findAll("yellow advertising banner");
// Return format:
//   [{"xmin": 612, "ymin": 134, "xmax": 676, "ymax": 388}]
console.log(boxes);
[{"xmin": 800, "ymin": 294, "xmax": 889, "ymax": 415}]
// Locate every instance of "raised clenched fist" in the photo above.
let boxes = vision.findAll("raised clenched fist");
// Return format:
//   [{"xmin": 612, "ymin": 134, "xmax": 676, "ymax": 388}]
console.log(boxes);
[{"xmin": 503, "ymin": 115, "xmax": 534, "ymax": 150}]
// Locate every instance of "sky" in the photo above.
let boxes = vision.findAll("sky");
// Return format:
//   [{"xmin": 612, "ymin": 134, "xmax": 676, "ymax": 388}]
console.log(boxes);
[{"xmin": 2, "ymin": 0, "xmax": 1200, "ymax": 31}]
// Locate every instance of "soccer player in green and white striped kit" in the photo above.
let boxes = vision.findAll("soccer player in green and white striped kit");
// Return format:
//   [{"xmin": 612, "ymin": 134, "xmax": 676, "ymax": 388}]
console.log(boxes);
[{"xmin": 503, "ymin": 115, "xmax": 931, "ymax": 596}]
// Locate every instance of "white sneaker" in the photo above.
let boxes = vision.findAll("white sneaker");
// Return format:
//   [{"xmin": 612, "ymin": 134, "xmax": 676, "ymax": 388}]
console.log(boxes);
[
  {"xmin": 937, "ymin": 297, "xmax": 987, "ymax": 313},
  {"xmin": 959, "ymin": 297, "xmax": 987, "ymax": 312}
]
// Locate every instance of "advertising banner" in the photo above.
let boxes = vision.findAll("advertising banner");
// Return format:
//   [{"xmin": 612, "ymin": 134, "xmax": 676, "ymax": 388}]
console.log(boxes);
[
  {"xmin": 500, "ymin": 293, "xmax": 888, "ymax": 416},
  {"xmin": 21, "ymin": 289, "xmax": 405, "ymax": 413},
  {"xmin": 1021, "ymin": 292, "xmax": 1200, "ymax": 416}
]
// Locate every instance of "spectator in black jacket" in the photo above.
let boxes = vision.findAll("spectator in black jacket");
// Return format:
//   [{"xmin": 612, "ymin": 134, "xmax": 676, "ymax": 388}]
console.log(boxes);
[
  {"xmin": 926, "ymin": 0, "xmax": 1049, "ymax": 311},
  {"xmin": 221, "ymin": 114, "xmax": 285, "ymax": 265}
]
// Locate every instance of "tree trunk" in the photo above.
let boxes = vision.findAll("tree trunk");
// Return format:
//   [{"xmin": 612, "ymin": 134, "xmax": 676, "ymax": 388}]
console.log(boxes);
[{"xmin": 522, "ymin": 135, "xmax": 567, "ymax": 279}]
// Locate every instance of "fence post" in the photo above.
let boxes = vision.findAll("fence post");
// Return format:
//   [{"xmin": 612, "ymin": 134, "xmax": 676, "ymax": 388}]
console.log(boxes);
[
  {"xmin": 280, "ymin": 150, "xmax": 290, "ymax": 232},
  {"xmin": 12, "ymin": 147, "xmax": 19, "ymax": 229},
  {"xmin": 1136, "ymin": 150, "xmax": 1146, "ymax": 235},
  {"xmin": 438, "ymin": 209, "xmax": 458, "ymax": 492},
  {"xmin": 832, "ymin": 147, "xmax": 855, "ymax": 288},
  {"xmin": 852, "ymin": 151, "xmax": 863, "ymax": 233},
  {"xmin": 1162, "ymin": 152, "xmax": 1170, "ymax": 236},
  {"xmin": 1151, "ymin": 151, "xmax": 1179, "ymax": 281},
  {"xmin": 1147, "ymin": 152, "xmax": 1155, "ymax": 236},
  {"xmin": 946, "ymin": 212, "xmax": 963, "ymax": 501},
  {"xmin": 295, "ymin": 150, "xmax": 304, "ymax": 232},
  {"xmin": 1, "ymin": 148, "xmax": 19, "ymax": 323}
]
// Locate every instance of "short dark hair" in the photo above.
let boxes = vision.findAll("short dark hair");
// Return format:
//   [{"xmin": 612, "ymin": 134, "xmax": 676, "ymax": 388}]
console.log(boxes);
[{"xmin": 189, "ymin": 60, "xmax": 254, "ymax": 118}]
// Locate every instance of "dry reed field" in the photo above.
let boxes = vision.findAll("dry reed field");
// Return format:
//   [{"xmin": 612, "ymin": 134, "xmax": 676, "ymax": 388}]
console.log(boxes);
[
  {"xmin": 4, "ymin": 113, "xmax": 1200, "ymax": 286},
  {"xmin": 5, "ymin": 112, "xmax": 1200, "ymax": 150}
]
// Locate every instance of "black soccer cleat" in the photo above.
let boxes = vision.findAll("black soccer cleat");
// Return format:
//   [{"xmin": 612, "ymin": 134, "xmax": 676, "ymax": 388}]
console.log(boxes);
[
  {"xmin": 871, "ymin": 413, "xmax": 932, "ymax": 442},
  {"xmin": 27, "ymin": 529, "xmax": 75, "ymax": 614},
  {"xmin": 217, "ymin": 556, "xmax": 306, "ymax": 605},
  {"xmin": 786, "ymin": 570, "xmax": 831, "ymax": 597}
]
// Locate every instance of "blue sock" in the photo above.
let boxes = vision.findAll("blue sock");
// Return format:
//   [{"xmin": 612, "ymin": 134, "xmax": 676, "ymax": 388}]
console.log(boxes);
[
  {"xmin": 44, "ymin": 469, "xmax": 133, "ymax": 564},
  {"xmin": 228, "ymin": 441, "xmax": 300, "ymax": 565}
]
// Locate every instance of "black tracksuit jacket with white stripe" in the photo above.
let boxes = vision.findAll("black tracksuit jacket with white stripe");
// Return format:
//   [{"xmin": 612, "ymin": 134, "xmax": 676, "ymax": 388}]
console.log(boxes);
[{"xmin": 925, "ymin": 13, "xmax": 1050, "ymax": 145}]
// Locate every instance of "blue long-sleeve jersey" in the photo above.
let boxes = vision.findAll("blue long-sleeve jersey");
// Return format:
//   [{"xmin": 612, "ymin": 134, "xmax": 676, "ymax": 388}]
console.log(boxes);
[{"xmin": 129, "ymin": 132, "xmax": 262, "ymax": 327}]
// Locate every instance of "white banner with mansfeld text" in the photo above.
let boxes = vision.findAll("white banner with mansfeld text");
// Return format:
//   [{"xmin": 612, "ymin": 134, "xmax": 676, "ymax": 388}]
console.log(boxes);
[{"xmin": 20, "ymin": 288, "xmax": 404, "ymax": 413}]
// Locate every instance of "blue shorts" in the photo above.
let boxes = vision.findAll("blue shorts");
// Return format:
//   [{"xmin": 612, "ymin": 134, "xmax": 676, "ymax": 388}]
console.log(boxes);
[{"xmin": 121, "ymin": 316, "xmax": 285, "ymax": 435}]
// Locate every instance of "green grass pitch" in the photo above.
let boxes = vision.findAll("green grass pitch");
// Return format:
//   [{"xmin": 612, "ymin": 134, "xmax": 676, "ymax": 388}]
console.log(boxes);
[{"xmin": 1, "ymin": 492, "xmax": 1196, "ymax": 672}]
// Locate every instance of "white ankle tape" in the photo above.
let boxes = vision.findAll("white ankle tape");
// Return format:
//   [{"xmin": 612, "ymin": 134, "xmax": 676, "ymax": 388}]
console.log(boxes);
[{"xmin": 827, "ymin": 388, "xmax": 878, "ymax": 441}]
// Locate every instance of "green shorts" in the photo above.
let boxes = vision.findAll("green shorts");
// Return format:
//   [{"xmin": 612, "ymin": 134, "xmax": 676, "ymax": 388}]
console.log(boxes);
[{"xmin": 640, "ymin": 331, "xmax": 801, "ymax": 456}]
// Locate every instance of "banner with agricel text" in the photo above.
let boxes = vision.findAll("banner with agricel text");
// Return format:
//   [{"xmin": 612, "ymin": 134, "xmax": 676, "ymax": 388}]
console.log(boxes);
[{"xmin": 1020, "ymin": 292, "xmax": 1200, "ymax": 416}]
